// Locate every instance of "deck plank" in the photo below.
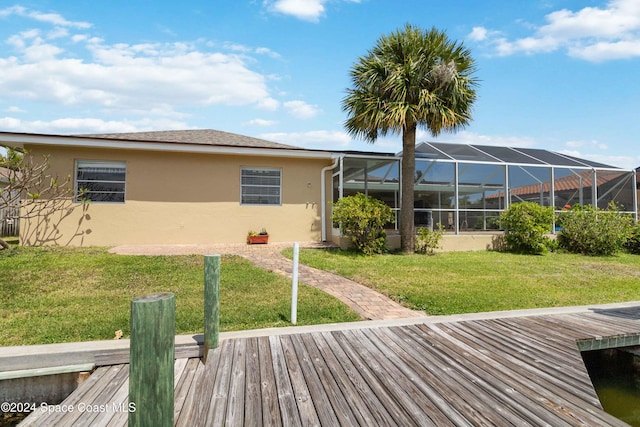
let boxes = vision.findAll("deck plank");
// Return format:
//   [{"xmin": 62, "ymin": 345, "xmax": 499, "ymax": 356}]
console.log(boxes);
[
  {"xmin": 94, "ymin": 373, "xmax": 129, "ymax": 427},
  {"xmin": 52, "ymin": 364, "xmax": 124, "ymax": 427},
  {"xmin": 278, "ymin": 335, "xmax": 320, "ymax": 426},
  {"xmin": 330, "ymin": 330, "xmax": 420, "ymax": 426},
  {"xmin": 457, "ymin": 320, "xmax": 594, "ymax": 394},
  {"xmin": 205, "ymin": 340, "xmax": 236, "ymax": 425},
  {"xmin": 288, "ymin": 334, "xmax": 341, "ymax": 426},
  {"xmin": 74, "ymin": 363, "xmax": 129, "ymax": 427},
  {"xmin": 416, "ymin": 323, "xmax": 577, "ymax": 426},
  {"xmin": 173, "ymin": 357, "xmax": 200, "ymax": 422},
  {"xmin": 174, "ymin": 358, "xmax": 206, "ymax": 427},
  {"xmin": 376, "ymin": 326, "xmax": 524, "ymax": 426},
  {"xmin": 243, "ymin": 337, "xmax": 262, "ymax": 426},
  {"xmin": 315, "ymin": 331, "xmax": 399, "ymax": 426},
  {"xmin": 355, "ymin": 327, "xmax": 467, "ymax": 426},
  {"xmin": 19, "ymin": 364, "xmax": 111, "ymax": 426},
  {"xmin": 25, "ymin": 308, "xmax": 640, "ymax": 427},
  {"xmin": 335, "ymin": 329, "xmax": 431, "ymax": 426},
  {"xmin": 224, "ymin": 338, "xmax": 246, "ymax": 426},
  {"xmin": 257, "ymin": 336, "xmax": 282, "ymax": 427},
  {"xmin": 178, "ymin": 345, "xmax": 223, "ymax": 427},
  {"xmin": 268, "ymin": 335, "xmax": 303, "ymax": 427},
  {"xmin": 298, "ymin": 333, "xmax": 363, "ymax": 426},
  {"xmin": 429, "ymin": 321, "xmax": 627, "ymax": 426}
]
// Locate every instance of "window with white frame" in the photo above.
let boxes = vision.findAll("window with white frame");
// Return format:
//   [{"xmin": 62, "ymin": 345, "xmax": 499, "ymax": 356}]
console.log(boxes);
[
  {"xmin": 240, "ymin": 167, "xmax": 281, "ymax": 205},
  {"xmin": 75, "ymin": 160, "xmax": 126, "ymax": 203}
]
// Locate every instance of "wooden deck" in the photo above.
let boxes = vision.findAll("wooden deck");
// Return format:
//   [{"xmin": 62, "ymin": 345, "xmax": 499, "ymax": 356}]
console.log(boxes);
[{"xmin": 21, "ymin": 305, "xmax": 640, "ymax": 426}]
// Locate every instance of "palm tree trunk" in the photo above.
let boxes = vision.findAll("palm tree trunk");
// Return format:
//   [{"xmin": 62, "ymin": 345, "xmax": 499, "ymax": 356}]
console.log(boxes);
[{"xmin": 400, "ymin": 124, "xmax": 416, "ymax": 253}]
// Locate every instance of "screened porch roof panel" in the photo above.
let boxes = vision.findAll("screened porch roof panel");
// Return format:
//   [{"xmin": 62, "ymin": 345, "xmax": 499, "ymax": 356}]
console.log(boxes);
[{"xmin": 406, "ymin": 142, "xmax": 620, "ymax": 169}]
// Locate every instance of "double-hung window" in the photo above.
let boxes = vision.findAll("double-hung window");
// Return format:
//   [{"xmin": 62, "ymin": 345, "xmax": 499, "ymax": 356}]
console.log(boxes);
[
  {"xmin": 75, "ymin": 160, "xmax": 126, "ymax": 203},
  {"xmin": 240, "ymin": 167, "xmax": 281, "ymax": 205}
]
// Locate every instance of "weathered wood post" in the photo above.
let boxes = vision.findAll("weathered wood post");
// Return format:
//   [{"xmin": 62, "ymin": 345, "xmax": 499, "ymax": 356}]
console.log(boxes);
[
  {"xmin": 204, "ymin": 254, "xmax": 220, "ymax": 362},
  {"xmin": 128, "ymin": 292, "xmax": 175, "ymax": 427}
]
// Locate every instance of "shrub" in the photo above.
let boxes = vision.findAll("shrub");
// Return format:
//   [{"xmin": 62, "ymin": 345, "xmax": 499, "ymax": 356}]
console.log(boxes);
[
  {"xmin": 331, "ymin": 193, "xmax": 394, "ymax": 255},
  {"xmin": 624, "ymin": 222, "xmax": 640, "ymax": 255},
  {"xmin": 557, "ymin": 203, "xmax": 632, "ymax": 256},
  {"xmin": 415, "ymin": 224, "xmax": 445, "ymax": 255},
  {"xmin": 497, "ymin": 202, "xmax": 554, "ymax": 254}
]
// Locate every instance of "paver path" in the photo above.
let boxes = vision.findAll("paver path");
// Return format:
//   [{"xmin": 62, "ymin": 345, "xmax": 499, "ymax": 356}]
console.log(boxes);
[{"xmin": 109, "ymin": 242, "xmax": 425, "ymax": 320}]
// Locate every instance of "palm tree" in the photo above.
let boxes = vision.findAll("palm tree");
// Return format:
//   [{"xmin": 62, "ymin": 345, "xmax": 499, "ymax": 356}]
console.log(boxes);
[{"xmin": 342, "ymin": 24, "xmax": 478, "ymax": 253}]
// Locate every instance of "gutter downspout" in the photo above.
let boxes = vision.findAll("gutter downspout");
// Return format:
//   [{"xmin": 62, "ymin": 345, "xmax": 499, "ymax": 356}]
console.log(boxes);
[{"xmin": 321, "ymin": 156, "xmax": 341, "ymax": 241}]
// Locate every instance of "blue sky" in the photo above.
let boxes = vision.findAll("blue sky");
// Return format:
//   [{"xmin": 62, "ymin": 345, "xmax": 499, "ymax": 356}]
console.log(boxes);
[{"xmin": 0, "ymin": 0, "xmax": 639, "ymax": 169}]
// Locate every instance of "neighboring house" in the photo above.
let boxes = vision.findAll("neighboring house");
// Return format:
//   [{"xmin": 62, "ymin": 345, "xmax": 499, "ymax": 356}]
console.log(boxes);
[
  {"xmin": 488, "ymin": 169, "xmax": 636, "ymax": 211},
  {"xmin": 0, "ymin": 166, "xmax": 8, "ymax": 189},
  {"xmin": 0, "ymin": 166, "xmax": 20, "ymax": 237},
  {"xmin": 0, "ymin": 130, "xmax": 636, "ymax": 247}
]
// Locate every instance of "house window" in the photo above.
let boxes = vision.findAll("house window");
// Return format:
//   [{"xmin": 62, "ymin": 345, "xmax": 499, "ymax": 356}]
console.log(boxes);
[
  {"xmin": 75, "ymin": 160, "xmax": 126, "ymax": 203},
  {"xmin": 241, "ymin": 167, "xmax": 281, "ymax": 205}
]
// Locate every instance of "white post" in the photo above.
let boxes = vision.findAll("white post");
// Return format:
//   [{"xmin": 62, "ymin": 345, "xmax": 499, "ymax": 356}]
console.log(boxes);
[{"xmin": 291, "ymin": 242, "xmax": 299, "ymax": 324}]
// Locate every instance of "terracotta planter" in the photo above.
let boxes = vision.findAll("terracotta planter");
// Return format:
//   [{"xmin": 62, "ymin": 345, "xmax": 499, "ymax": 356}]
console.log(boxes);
[{"xmin": 248, "ymin": 235, "xmax": 269, "ymax": 244}]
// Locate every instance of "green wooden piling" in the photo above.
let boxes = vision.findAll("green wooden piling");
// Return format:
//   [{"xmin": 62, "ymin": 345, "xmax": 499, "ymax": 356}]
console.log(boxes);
[
  {"xmin": 128, "ymin": 292, "xmax": 175, "ymax": 427},
  {"xmin": 204, "ymin": 254, "xmax": 220, "ymax": 362}
]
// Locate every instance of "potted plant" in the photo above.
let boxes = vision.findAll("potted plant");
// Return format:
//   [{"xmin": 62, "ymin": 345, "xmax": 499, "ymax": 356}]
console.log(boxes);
[{"xmin": 247, "ymin": 228, "xmax": 269, "ymax": 244}]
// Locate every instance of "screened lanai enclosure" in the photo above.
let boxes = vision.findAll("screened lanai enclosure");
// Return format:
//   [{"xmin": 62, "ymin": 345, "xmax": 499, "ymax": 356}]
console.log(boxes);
[{"xmin": 332, "ymin": 142, "xmax": 637, "ymax": 235}]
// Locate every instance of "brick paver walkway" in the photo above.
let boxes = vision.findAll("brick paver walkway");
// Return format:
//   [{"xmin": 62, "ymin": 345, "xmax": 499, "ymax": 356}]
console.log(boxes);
[{"xmin": 110, "ymin": 242, "xmax": 425, "ymax": 320}]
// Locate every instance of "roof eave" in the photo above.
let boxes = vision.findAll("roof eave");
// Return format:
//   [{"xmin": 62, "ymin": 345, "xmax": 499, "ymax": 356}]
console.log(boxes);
[{"xmin": 0, "ymin": 132, "xmax": 334, "ymax": 160}]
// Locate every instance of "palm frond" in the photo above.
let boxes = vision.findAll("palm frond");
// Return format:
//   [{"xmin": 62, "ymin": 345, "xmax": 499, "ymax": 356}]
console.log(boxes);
[{"xmin": 342, "ymin": 24, "xmax": 478, "ymax": 141}]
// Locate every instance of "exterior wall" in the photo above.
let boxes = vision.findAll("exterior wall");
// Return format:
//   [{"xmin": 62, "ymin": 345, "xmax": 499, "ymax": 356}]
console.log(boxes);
[{"xmin": 23, "ymin": 145, "xmax": 331, "ymax": 246}]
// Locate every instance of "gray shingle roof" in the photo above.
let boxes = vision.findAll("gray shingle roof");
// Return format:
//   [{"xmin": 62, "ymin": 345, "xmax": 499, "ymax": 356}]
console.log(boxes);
[{"xmin": 78, "ymin": 129, "xmax": 297, "ymax": 150}]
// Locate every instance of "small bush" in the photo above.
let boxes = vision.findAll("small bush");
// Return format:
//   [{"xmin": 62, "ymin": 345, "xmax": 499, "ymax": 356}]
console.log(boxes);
[
  {"xmin": 558, "ymin": 203, "xmax": 632, "ymax": 256},
  {"xmin": 624, "ymin": 223, "xmax": 640, "ymax": 255},
  {"xmin": 498, "ymin": 202, "xmax": 554, "ymax": 254},
  {"xmin": 415, "ymin": 224, "xmax": 445, "ymax": 255},
  {"xmin": 332, "ymin": 193, "xmax": 394, "ymax": 255}
]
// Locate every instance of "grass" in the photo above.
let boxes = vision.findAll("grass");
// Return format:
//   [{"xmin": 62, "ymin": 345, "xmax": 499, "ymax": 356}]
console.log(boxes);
[
  {"xmin": 0, "ymin": 247, "xmax": 360, "ymax": 346},
  {"xmin": 5, "ymin": 243, "xmax": 640, "ymax": 346},
  {"xmin": 284, "ymin": 248, "xmax": 640, "ymax": 315}
]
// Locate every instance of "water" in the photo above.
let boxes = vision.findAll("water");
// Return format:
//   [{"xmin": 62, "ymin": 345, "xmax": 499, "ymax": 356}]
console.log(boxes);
[
  {"xmin": 0, "ymin": 413, "xmax": 27, "ymax": 427},
  {"xmin": 592, "ymin": 380, "xmax": 640, "ymax": 425},
  {"xmin": 582, "ymin": 347, "xmax": 640, "ymax": 426}
]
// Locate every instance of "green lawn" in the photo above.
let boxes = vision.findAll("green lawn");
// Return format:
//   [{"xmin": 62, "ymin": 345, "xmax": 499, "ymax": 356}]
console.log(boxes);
[
  {"xmin": 0, "ymin": 247, "xmax": 360, "ymax": 346},
  {"xmin": 285, "ymin": 248, "xmax": 640, "ymax": 315},
  {"xmin": 5, "ymin": 245, "xmax": 640, "ymax": 347}
]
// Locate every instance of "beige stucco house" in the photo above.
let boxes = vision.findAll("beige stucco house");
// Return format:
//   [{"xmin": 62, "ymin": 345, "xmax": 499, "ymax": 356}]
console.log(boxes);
[
  {"xmin": 0, "ymin": 130, "xmax": 338, "ymax": 246},
  {"xmin": 1, "ymin": 129, "xmax": 636, "ymax": 250}
]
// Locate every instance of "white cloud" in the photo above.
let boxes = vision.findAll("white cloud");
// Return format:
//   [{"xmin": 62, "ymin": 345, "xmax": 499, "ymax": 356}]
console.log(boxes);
[
  {"xmin": 475, "ymin": 0, "xmax": 640, "ymax": 61},
  {"xmin": 283, "ymin": 100, "xmax": 320, "ymax": 119},
  {"xmin": 263, "ymin": 0, "xmax": 360, "ymax": 22},
  {"xmin": 566, "ymin": 139, "xmax": 610, "ymax": 150},
  {"xmin": 255, "ymin": 47, "xmax": 282, "ymax": 59},
  {"xmin": 0, "ymin": 5, "xmax": 291, "ymax": 126},
  {"xmin": 565, "ymin": 140, "xmax": 585, "ymax": 148},
  {"xmin": 560, "ymin": 149, "xmax": 639, "ymax": 169},
  {"xmin": 5, "ymin": 106, "xmax": 25, "ymax": 113},
  {"xmin": 468, "ymin": 27, "xmax": 489, "ymax": 42},
  {"xmin": 257, "ymin": 98, "xmax": 280, "ymax": 111},
  {"xmin": 0, "ymin": 34, "xmax": 280, "ymax": 118},
  {"xmin": 0, "ymin": 5, "xmax": 91, "ymax": 29},
  {"xmin": 266, "ymin": 0, "xmax": 326, "ymax": 22},
  {"xmin": 428, "ymin": 130, "xmax": 536, "ymax": 148},
  {"xmin": 261, "ymin": 130, "xmax": 352, "ymax": 149},
  {"xmin": 244, "ymin": 118, "xmax": 277, "ymax": 126},
  {"xmin": 0, "ymin": 116, "xmax": 188, "ymax": 134},
  {"xmin": 569, "ymin": 39, "xmax": 640, "ymax": 61},
  {"xmin": 495, "ymin": 35, "xmax": 559, "ymax": 56}
]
